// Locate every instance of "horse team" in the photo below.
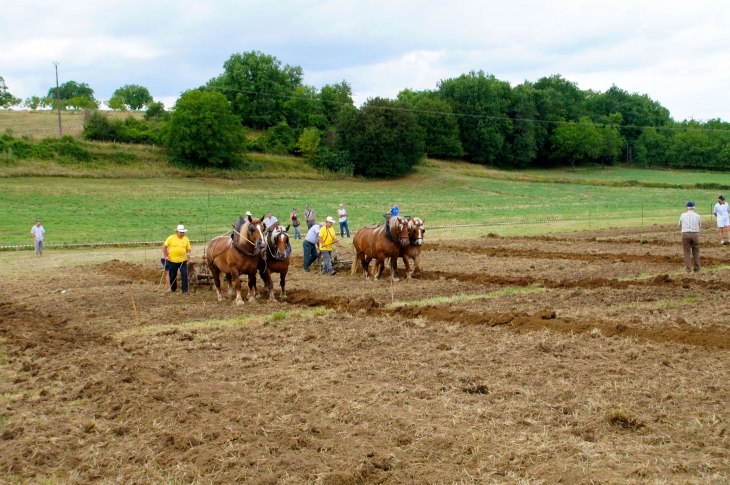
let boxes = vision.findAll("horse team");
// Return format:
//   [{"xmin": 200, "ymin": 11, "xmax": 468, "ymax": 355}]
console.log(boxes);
[{"xmin": 204, "ymin": 213, "xmax": 425, "ymax": 305}]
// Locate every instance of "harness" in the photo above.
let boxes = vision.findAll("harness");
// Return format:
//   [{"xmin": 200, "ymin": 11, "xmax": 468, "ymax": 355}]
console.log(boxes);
[{"xmin": 266, "ymin": 229, "xmax": 292, "ymax": 261}]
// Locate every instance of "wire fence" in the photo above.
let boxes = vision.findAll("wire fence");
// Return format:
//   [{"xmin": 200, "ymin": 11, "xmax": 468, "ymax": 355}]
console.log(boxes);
[{"xmin": 0, "ymin": 216, "xmax": 671, "ymax": 251}]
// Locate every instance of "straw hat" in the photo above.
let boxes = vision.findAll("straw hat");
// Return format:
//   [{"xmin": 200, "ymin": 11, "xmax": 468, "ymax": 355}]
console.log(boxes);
[
  {"xmin": 325, "ymin": 216, "xmax": 335, "ymax": 223},
  {"xmin": 176, "ymin": 224, "xmax": 188, "ymax": 232}
]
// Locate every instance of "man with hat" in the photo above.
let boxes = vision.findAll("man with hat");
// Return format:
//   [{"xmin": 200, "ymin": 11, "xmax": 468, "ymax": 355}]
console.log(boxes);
[
  {"xmin": 679, "ymin": 201, "xmax": 701, "ymax": 273},
  {"xmin": 163, "ymin": 224, "xmax": 192, "ymax": 293},
  {"xmin": 318, "ymin": 216, "xmax": 344, "ymax": 275},
  {"xmin": 713, "ymin": 195, "xmax": 730, "ymax": 244}
]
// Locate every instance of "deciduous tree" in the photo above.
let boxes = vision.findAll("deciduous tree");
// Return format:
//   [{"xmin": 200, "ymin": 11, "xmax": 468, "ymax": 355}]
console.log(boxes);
[
  {"xmin": 111, "ymin": 84, "xmax": 153, "ymax": 111},
  {"xmin": 0, "ymin": 77, "xmax": 21, "ymax": 109}
]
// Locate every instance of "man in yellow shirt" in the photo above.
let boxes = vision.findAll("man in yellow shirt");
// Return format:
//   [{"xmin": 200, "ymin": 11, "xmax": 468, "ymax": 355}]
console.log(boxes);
[
  {"xmin": 163, "ymin": 224, "xmax": 192, "ymax": 293},
  {"xmin": 318, "ymin": 216, "xmax": 343, "ymax": 275}
]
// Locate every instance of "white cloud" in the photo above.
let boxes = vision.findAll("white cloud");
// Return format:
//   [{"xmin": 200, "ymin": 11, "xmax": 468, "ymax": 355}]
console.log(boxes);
[{"xmin": 2, "ymin": 0, "xmax": 730, "ymax": 120}]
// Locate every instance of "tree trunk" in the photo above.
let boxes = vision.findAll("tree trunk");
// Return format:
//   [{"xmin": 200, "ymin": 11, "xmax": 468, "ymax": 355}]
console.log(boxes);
[
  {"xmin": 601, "ymin": 157, "xmax": 605, "ymax": 170},
  {"xmin": 571, "ymin": 158, "xmax": 576, "ymax": 172}
]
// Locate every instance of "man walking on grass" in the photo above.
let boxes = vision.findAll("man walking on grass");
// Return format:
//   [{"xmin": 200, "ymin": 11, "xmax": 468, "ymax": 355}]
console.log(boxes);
[
  {"xmin": 713, "ymin": 195, "xmax": 729, "ymax": 244},
  {"xmin": 679, "ymin": 201, "xmax": 701, "ymax": 273},
  {"xmin": 30, "ymin": 220, "xmax": 45, "ymax": 257}
]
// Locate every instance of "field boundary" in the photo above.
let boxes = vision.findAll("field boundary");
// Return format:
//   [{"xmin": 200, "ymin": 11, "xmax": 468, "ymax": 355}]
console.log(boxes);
[{"xmin": 0, "ymin": 218, "xmax": 586, "ymax": 251}]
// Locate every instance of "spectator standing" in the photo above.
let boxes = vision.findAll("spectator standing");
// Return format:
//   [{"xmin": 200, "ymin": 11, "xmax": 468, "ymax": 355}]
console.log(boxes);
[
  {"xmin": 163, "ymin": 224, "xmax": 192, "ymax": 293},
  {"xmin": 305, "ymin": 205, "xmax": 316, "ymax": 229},
  {"xmin": 319, "ymin": 216, "xmax": 343, "ymax": 275},
  {"xmin": 338, "ymin": 203, "xmax": 350, "ymax": 238},
  {"xmin": 30, "ymin": 220, "xmax": 45, "ymax": 257},
  {"xmin": 679, "ymin": 201, "xmax": 701, "ymax": 273},
  {"xmin": 290, "ymin": 208, "xmax": 301, "ymax": 240},
  {"xmin": 263, "ymin": 212, "xmax": 279, "ymax": 233},
  {"xmin": 391, "ymin": 203, "xmax": 399, "ymax": 217},
  {"xmin": 713, "ymin": 195, "xmax": 730, "ymax": 244},
  {"xmin": 302, "ymin": 222, "xmax": 321, "ymax": 272}
]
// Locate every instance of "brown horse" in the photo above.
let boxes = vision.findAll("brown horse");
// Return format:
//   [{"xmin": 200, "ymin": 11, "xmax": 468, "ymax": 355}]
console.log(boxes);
[
  {"xmin": 399, "ymin": 217, "xmax": 426, "ymax": 278},
  {"xmin": 259, "ymin": 225, "xmax": 291, "ymax": 301},
  {"xmin": 351, "ymin": 216, "xmax": 410, "ymax": 281},
  {"xmin": 206, "ymin": 215, "xmax": 266, "ymax": 306}
]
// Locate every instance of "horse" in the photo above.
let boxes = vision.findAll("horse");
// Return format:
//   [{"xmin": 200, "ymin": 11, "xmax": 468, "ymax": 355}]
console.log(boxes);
[
  {"xmin": 398, "ymin": 217, "xmax": 426, "ymax": 278},
  {"xmin": 351, "ymin": 215, "xmax": 410, "ymax": 281},
  {"xmin": 205, "ymin": 215, "xmax": 266, "ymax": 306},
  {"xmin": 259, "ymin": 225, "xmax": 292, "ymax": 301}
]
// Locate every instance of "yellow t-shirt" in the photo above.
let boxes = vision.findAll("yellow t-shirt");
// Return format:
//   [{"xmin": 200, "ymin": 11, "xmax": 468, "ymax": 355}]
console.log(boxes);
[
  {"xmin": 164, "ymin": 235, "xmax": 191, "ymax": 263},
  {"xmin": 318, "ymin": 226, "xmax": 337, "ymax": 251}
]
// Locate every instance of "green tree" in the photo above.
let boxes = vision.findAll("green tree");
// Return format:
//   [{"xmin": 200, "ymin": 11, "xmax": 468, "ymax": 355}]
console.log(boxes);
[
  {"xmin": 160, "ymin": 90, "xmax": 246, "ymax": 167},
  {"xmin": 551, "ymin": 117, "xmax": 603, "ymax": 171},
  {"xmin": 438, "ymin": 71, "xmax": 512, "ymax": 165},
  {"xmin": 111, "ymin": 84, "xmax": 153, "ymax": 110},
  {"xmin": 297, "ymin": 127, "xmax": 321, "ymax": 161},
  {"xmin": 23, "ymin": 96, "xmax": 42, "ymax": 111},
  {"xmin": 412, "ymin": 97, "xmax": 464, "ymax": 159},
  {"xmin": 65, "ymin": 96, "xmax": 98, "ymax": 110},
  {"xmin": 106, "ymin": 96, "xmax": 127, "ymax": 111},
  {"xmin": 0, "ymin": 77, "xmax": 21, "ymax": 109},
  {"xmin": 47, "ymin": 81, "xmax": 95, "ymax": 102},
  {"xmin": 600, "ymin": 113, "xmax": 625, "ymax": 168},
  {"xmin": 283, "ymin": 85, "xmax": 327, "ymax": 129},
  {"xmin": 320, "ymin": 81, "xmax": 354, "ymax": 126},
  {"xmin": 208, "ymin": 51, "xmax": 303, "ymax": 128},
  {"xmin": 337, "ymin": 97, "xmax": 425, "ymax": 178},
  {"xmin": 509, "ymin": 82, "xmax": 542, "ymax": 168},
  {"xmin": 144, "ymin": 101, "xmax": 166, "ymax": 120}
]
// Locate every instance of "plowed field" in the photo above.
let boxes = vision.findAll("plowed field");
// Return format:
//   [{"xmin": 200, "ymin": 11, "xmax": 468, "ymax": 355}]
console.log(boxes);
[{"xmin": 1, "ymin": 225, "xmax": 729, "ymax": 484}]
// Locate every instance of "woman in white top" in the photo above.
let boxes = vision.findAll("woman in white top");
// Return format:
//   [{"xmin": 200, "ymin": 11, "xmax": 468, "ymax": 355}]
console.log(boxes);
[
  {"xmin": 338, "ymin": 203, "xmax": 350, "ymax": 238},
  {"xmin": 713, "ymin": 195, "xmax": 730, "ymax": 244}
]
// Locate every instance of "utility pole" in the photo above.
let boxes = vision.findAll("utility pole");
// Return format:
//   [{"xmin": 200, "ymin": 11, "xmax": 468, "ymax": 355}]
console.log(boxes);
[{"xmin": 53, "ymin": 62, "xmax": 62, "ymax": 137}]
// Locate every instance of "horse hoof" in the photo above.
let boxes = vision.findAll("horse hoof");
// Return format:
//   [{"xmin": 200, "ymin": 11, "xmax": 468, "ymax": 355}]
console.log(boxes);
[
  {"xmin": 235, "ymin": 299, "xmax": 245, "ymax": 307},
  {"xmin": 393, "ymin": 277, "xmax": 400, "ymax": 282},
  {"xmin": 280, "ymin": 293, "xmax": 287, "ymax": 300}
]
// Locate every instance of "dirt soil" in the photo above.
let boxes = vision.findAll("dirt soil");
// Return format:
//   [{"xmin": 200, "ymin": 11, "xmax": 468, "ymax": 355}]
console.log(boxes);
[{"xmin": 1, "ymin": 224, "xmax": 729, "ymax": 484}]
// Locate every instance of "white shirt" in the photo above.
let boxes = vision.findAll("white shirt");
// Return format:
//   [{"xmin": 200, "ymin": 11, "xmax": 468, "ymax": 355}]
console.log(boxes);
[
  {"xmin": 338, "ymin": 208, "xmax": 347, "ymax": 223},
  {"xmin": 679, "ymin": 211, "xmax": 701, "ymax": 233},
  {"xmin": 263, "ymin": 216, "xmax": 278, "ymax": 229},
  {"xmin": 714, "ymin": 202, "xmax": 729, "ymax": 218},
  {"xmin": 31, "ymin": 225, "xmax": 45, "ymax": 241}
]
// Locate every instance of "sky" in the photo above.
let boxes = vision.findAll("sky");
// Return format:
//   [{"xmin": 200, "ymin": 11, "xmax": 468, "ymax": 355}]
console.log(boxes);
[{"xmin": 2, "ymin": 0, "xmax": 730, "ymax": 121}]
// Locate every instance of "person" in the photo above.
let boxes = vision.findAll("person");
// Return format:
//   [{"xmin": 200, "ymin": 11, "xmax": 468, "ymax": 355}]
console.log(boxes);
[
  {"xmin": 163, "ymin": 224, "xmax": 192, "ymax": 293},
  {"xmin": 319, "ymin": 216, "xmax": 344, "ymax": 275},
  {"xmin": 302, "ymin": 222, "xmax": 321, "ymax": 272},
  {"xmin": 391, "ymin": 203, "xmax": 399, "ymax": 217},
  {"xmin": 679, "ymin": 201, "xmax": 701, "ymax": 273},
  {"xmin": 231, "ymin": 211, "xmax": 253, "ymax": 239},
  {"xmin": 338, "ymin": 203, "xmax": 350, "ymax": 238},
  {"xmin": 305, "ymin": 205, "xmax": 316, "ymax": 230},
  {"xmin": 30, "ymin": 220, "xmax": 45, "ymax": 257},
  {"xmin": 713, "ymin": 195, "xmax": 730, "ymax": 244},
  {"xmin": 160, "ymin": 248, "xmax": 171, "ymax": 290},
  {"xmin": 290, "ymin": 208, "xmax": 301, "ymax": 240},
  {"xmin": 263, "ymin": 212, "xmax": 279, "ymax": 233}
]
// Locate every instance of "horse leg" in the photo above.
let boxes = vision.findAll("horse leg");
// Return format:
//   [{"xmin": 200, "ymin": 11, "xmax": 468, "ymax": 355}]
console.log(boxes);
[
  {"xmin": 413, "ymin": 254, "xmax": 421, "ymax": 275},
  {"xmin": 267, "ymin": 269, "xmax": 277, "ymax": 301},
  {"xmin": 374, "ymin": 257, "xmax": 384, "ymax": 281},
  {"xmin": 230, "ymin": 269, "xmax": 244, "ymax": 306},
  {"xmin": 361, "ymin": 256, "xmax": 372, "ymax": 280},
  {"xmin": 391, "ymin": 256, "xmax": 400, "ymax": 282},
  {"xmin": 210, "ymin": 265, "xmax": 225, "ymax": 302},
  {"xmin": 279, "ymin": 270, "xmax": 287, "ymax": 299},
  {"xmin": 351, "ymin": 251, "xmax": 360, "ymax": 275},
  {"xmin": 226, "ymin": 273, "xmax": 235, "ymax": 298},
  {"xmin": 247, "ymin": 274, "xmax": 258, "ymax": 301},
  {"xmin": 402, "ymin": 255, "xmax": 413, "ymax": 279}
]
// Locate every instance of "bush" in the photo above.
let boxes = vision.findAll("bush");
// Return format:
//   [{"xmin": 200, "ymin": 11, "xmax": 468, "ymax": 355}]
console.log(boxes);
[
  {"xmin": 249, "ymin": 122, "xmax": 298, "ymax": 155},
  {"xmin": 317, "ymin": 146, "xmax": 353, "ymax": 175},
  {"xmin": 40, "ymin": 136, "xmax": 92, "ymax": 162},
  {"xmin": 0, "ymin": 134, "xmax": 92, "ymax": 162},
  {"xmin": 160, "ymin": 89, "xmax": 246, "ymax": 168},
  {"xmin": 83, "ymin": 111, "xmax": 159, "ymax": 144}
]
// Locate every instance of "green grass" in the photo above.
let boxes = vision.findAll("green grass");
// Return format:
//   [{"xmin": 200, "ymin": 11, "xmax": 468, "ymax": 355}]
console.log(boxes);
[{"xmin": 0, "ymin": 158, "xmax": 722, "ymax": 245}]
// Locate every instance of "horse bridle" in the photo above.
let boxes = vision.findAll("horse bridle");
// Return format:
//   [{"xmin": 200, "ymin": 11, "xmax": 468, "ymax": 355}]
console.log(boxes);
[
  {"xmin": 409, "ymin": 218, "xmax": 425, "ymax": 246},
  {"xmin": 232, "ymin": 222, "xmax": 265, "ymax": 257},
  {"xmin": 266, "ymin": 227, "xmax": 292, "ymax": 261}
]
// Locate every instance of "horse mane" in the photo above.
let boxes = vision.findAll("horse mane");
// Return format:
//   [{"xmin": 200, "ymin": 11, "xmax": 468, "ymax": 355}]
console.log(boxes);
[
  {"xmin": 233, "ymin": 216, "xmax": 247, "ymax": 236},
  {"xmin": 388, "ymin": 215, "xmax": 402, "ymax": 231}
]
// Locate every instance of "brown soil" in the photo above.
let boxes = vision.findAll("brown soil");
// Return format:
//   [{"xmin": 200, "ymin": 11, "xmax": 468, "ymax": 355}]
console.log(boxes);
[{"xmin": 2, "ymin": 224, "xmax": 730, "ymax": 484}]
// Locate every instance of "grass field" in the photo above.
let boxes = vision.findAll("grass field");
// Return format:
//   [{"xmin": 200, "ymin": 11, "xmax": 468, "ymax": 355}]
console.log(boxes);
[
  {"xmin": 0, "ymin": 110, "xmax": 142, "ymax": 138},
  {"xmin": 0, "ymin": 158, "xmax": 721, "ymax": 246}
]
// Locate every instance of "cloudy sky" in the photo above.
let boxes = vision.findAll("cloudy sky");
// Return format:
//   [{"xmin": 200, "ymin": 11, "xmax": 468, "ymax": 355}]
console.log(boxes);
[{"xmin": 2, "ymin": 0, "xmax": 729, "ymax": 121}]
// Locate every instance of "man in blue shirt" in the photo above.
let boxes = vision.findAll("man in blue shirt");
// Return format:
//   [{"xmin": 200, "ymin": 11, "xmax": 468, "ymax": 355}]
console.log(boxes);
[{"xmin": 303, "ymin": 223, "xmax": 321, "ymax": 272}]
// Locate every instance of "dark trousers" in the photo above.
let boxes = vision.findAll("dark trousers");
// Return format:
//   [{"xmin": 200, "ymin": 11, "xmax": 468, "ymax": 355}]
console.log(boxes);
[
  {"xmin": 339, "ymin": 220, "xmax": 350, "ymax": 237},
  {"xmin": 682, "ymin": 233, "xmax": 700, "ymax": 272},
  {"xmin": 303, "ymin": 241, "xmax": 319, "ymax": 271},
  {"xmin": 168, "ymin": 260, "xmax": 188, "ymax": 292}
]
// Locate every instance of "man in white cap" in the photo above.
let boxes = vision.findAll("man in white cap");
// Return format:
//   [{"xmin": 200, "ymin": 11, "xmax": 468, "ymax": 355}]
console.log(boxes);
[
  {"xmin": 679, "ymin": 201, "xmax": 701, "ymax": 273},
  {"xmin": 163, "ymin": 224, "xmax": 192, "ymax": 293},
  {"xmin": 318, "ymin": 216, "xmax": 343, "ymax": 275}
]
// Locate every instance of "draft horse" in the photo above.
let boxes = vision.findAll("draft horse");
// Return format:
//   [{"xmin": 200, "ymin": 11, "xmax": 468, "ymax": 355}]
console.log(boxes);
[
  {"xmin": 206, "ymin": 215, "xmax": 266, "ymax": 306},
  {"xmin": 398, "ymin": 217, "xmax": 426, "ymax": 278},
  {"xmin": 259, "ymin": 225, "xmax": 292, "ymax": 301},
  {"xmin": 351, "ymin": 216, "xmax": 410, "ymax": 281}
]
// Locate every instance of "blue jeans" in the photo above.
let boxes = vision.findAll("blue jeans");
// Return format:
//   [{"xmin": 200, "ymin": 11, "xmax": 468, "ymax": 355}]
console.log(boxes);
[
  {"xmin": 339, "ymin": 220, "xmax": 350, "ymax": 237},
  {"xmin": 293, "ymin": 225, "xmax": 301, "ymax": 239},
  {"xmin": 168, "ymin": 261, "xmax": 188, "ymax": 293},
  {"xmin": 321, "ymin": 250, "xmax": 333, "ymax": 274}
]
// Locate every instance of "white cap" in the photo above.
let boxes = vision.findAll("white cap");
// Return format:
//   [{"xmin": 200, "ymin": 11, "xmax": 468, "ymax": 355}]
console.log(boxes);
[
  {"xmin": 245, "ymin": 211, "xmax": 252, "ymax": 216},
  {"xmin": 176, "ymin": 224, "xmax": 188, "ymax": 233},
  {"xmin": 326, "ymin": 216, "xmax": 335, "ymax": 223}
]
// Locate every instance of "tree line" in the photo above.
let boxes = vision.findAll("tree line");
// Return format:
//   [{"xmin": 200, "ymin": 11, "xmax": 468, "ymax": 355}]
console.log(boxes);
[{"xmin": 2, "ymin": 52, "xmax": 730, "ymax": 177}]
